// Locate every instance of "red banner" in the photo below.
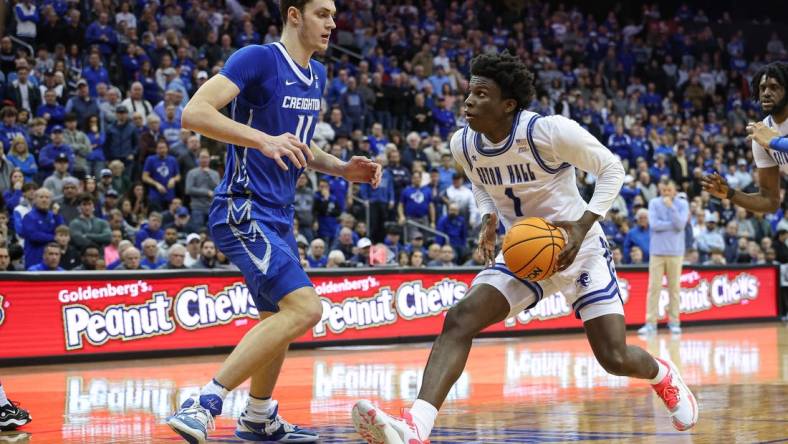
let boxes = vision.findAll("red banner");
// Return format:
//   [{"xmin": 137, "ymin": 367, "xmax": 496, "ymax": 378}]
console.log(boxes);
[{"xmin": 0, "ymin": 266, "xmax": 778, "ymax": 361}]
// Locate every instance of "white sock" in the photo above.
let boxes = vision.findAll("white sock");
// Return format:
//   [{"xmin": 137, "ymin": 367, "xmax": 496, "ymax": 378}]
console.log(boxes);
[
  {"xmin": 245, "ymin": 396, "xmax": 276, "ymax": 421},
  {"xmin": 200, "ymin": 379, "xmax": 229, "ymax": 400},
  {"xmin": 409, "ymin": 399, "xmax": 438, "ymax": 439},
  {"xmin": 0, "ymin": 384, "xmax": 8, "ymax": 407},
  {"xmin": 648, "ymin": 359, "xmax": 669, "ymax": 384}
]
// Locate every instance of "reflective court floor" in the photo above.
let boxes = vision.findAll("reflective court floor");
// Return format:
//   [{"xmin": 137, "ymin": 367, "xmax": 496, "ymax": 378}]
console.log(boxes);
[{"xmin": 1, "ymin": 322, "xmax": 787, "ymax": 443}]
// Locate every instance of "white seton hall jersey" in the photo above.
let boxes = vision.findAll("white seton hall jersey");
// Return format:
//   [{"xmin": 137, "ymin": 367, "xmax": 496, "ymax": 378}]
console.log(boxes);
[
  {"xmin": 752, "ymin": 114, "xmax": 788, "ymax": 174},
  {"xmin": 450, "ymin": 110, "xmax": 624, "ymax": 239}
]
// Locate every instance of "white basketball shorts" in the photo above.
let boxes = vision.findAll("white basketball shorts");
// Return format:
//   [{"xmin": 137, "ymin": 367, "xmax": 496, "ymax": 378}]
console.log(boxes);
[{"xmin": 472, "ymin": 235, "xmax": 624, "ymax": 322}]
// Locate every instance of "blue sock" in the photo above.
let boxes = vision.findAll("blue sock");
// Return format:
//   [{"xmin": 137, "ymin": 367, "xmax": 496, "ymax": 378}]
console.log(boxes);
[{"xmin": 198, "ymin": 379, "xmax": 228, "ymax": 416}]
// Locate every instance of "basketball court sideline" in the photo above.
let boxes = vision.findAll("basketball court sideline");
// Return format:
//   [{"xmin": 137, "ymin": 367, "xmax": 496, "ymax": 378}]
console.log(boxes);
[{"xmin": 0, "ymin": 322, "xmax": 786, "ymax": 443}]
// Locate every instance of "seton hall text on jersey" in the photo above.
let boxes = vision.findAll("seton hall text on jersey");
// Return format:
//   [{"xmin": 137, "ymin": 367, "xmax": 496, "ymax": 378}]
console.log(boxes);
[
  {"xmin": 281, "ymin": 96, "xmax": 321, "ymax": 111},
  {"xmin": 476, "ymin": 163, "xmax": 537, "ymax": 186}
]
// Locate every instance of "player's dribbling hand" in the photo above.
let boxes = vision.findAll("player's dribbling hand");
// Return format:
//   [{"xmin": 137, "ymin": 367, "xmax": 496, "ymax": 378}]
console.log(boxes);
[
  {"xmin": 342, "ymin": 156, "xmax": 382, "ymax": 188},
  {"xmin": 746, "ymin": 121, "xmax": 781, "ymax": 148},
  {"xmin": 260, "ymin": 133, "xmax": 313, "ymax": 171},
  {"xmin": 700, "ymin": 173, "xmax": 729, "ymax": 200},
  {"xmin": 551, "ymin": 219, "xmax": 591, "ymax": 272},
  {"xmin": 477, "ymin": 213, "xmax": 498, "ymax": 267}
]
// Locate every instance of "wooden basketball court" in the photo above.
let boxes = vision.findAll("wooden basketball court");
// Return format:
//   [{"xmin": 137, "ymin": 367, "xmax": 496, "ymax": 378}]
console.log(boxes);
[{"xmin": 1, "ymin": 322, "xmax": 786, "ymax": 443}]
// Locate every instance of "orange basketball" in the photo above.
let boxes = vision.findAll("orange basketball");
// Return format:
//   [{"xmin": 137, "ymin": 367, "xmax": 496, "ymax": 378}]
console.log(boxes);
[{"xmin": 502, "ymin": 217, "xmax": 566, "ymax": 282}]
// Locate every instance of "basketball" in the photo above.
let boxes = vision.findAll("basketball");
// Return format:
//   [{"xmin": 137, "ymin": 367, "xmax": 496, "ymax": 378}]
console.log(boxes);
[{"xmin": 502, "ymin": 217, "xmax": 566, "ymax": 282}]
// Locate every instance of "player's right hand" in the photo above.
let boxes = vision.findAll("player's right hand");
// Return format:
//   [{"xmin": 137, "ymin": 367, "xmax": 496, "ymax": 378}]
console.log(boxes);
[
  {"xmin": 477, "ymin": 213, "xmax": 498, "ymax": 267},
  {"xmin": 700, "ymin": 173, "xmax": 729, "ymax": 200},
  {"xmin": 260, "ymin": 133, "xmax": 313, "ymax": 171}
]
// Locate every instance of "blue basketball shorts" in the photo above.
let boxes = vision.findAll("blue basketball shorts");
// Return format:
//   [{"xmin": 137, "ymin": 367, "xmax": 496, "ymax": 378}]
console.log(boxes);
[{"xmin": 209, "ymin": 198, "xmax": 313, "ymax": 313}]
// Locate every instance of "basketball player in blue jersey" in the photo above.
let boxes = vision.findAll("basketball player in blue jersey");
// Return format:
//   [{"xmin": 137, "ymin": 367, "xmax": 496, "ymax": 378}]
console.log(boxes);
[
  {"xmin": 703, "ymin": 62, "xmax": 787, "ymax": 213},
  {"xmin": 166, "ymin": 1, "xmax": 381, "ymax": 443},
  {"xmin": 352, "ymin": 52, "xmax": 697, "ymax": 444}
]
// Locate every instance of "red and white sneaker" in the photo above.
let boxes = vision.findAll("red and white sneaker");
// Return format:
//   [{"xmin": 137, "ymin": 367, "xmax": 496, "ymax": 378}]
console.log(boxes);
[
  {"xmin": 351, "ymin": 400, "xmax": 429, "ymax": 444},
  {"xmin": 651, "ymin": 358, "xmax": 699, "ymax": 431}
]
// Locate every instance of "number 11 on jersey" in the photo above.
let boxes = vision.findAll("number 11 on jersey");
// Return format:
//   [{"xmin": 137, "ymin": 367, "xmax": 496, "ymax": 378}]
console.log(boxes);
[{"xmin": 294, "ymin": 114, "xmax": 315, "ymax": 145}]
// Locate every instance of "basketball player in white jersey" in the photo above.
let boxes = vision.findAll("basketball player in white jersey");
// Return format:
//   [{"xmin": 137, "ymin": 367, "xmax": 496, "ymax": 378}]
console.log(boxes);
[
  {"xmin": 351, "ymin": 51, "xmax": 698, "ymax": 444},
  {"xmin": 703, "ymin": 61, "xmax": 787, "ymax": 212}
]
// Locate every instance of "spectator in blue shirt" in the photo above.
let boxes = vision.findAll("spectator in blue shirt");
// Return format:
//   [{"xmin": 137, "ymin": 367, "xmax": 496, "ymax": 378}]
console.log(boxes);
[
  {"xmin": 648, "ymin": 153, "xmax": 671, "ymax": 182},
  {"xmin": 236, "ymin": 20, "xmax": 262, "ymax": 47},
  {"xmin": 404, "ymin": 231, "xmax": 428, "ymax": 257},
  {"xmin": 84, "ymin": 12, "xmax": 117, "ymax": 58},
  {"xmin": 437, "ymin": 153, "xmax": 455, "ymax": 192},
  {"xmin": 65, "ymin": 79, "xmax": 101, "ymax": 127},
  {"xmin": 367, "ymin": 123, "xmax": 389, "ymax": 156},
  {"xmin": 607, "ymin": 125, "xmax": 632, "ymax": 167},
  {"xmin": 398, "ymin": 171, "xmax": 434, "ymax": 238},
  {"xmin": 104, "ymin": 105, "xmax": 138, "ymax": 171},
  {"xmin": 0, "ymin": 106, "xmax": 30, "ymax": 151},
  {"xmin": 27, "ymin": 242, "xmax": 64, "ymax": 271},
  {"xmin": 432, "ymin": 97, "xmax": 456, "ymax": 140},
  {"xmin": 624, "ymin": 208, "xmax": 651, "ymax": 262},
  {"xmin": 134, "ymin": 212, "xmax": 164, "ymax": 248},
  {"xmin": 160, "ymin": 104, "xmax": 182, "ymax": 146},
  {"xmin": 140, "ymin": 238, "xmax": 166, "ymax": 269},
  {"xmin": 326, "ymin": 69, "xmax": 348, "ymax": 106},
  {"xmin": 36, "ymin": 89, "xmax": 66, "ymax": 130},
  {"xmin": 314, "ymin": 178, "xmax": 341, "ymax": 245},
  {"xmin": 639, "ymin": 182, "xmax": 689, "ymax": 336},
  {"xmin": 327, "ymin": 175, "xmax": 349, "ymax": 212},
  {"xmin": 6, "ymin": 136, "xmax": 37, "ymax": 181},
  {"xmin": 21, "ymin": 187, "xmax": 64, "ymax": 268},
  {"xmin": 339, "ymin": 77, "xmax": 366, "ymax": 131},
  {"xmin": 307, "ymin": 238, "xmax": 327, "ymax": 268},
  {"xmin": 428, "ymin": 65, "xmax": 452, "ymax": 96},
  {"xmin": 38, "ymin": 125, "xmax": 74, "ymax": 177},
  {"xmin": 383, "ymin": 225, "xmax": 403, "ymax": 258},
  {"xmin": 359, "ymin": 159, "xmax": 394, "ymax": 242},
  {"xmin": 142, "ymin": 139, "xmax": 180, "ymax": 211},
  {"xmin": 436, "ymin": 203, "xmax": 468, "ymax": 258},
  {"xmin": 81, "ymin": 52, "xmax": 110, "ymax": 97}
]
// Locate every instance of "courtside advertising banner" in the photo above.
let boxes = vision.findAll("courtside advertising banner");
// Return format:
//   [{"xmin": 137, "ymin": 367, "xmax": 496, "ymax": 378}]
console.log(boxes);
[{"xmin": 0, "ymin": 266, "xmax": 778, "ymax": 361}]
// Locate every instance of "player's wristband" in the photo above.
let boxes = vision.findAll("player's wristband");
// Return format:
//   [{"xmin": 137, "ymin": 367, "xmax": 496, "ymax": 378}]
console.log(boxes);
[
  {"xmin": 768, "ymin": 136, "xmax": 788, "ymax": 153},
  {"xmin": 726, "ymin": 187, "xmax": 735, "ymax": 200}
]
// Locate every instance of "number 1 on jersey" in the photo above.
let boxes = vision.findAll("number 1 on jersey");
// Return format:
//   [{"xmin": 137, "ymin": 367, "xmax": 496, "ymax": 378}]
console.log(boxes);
[
  {"xmin": 294, "ymin": 114, "xmax": 315, "ymax": 145},
  {"xmin": 505, "ymin": 187, "xmax": 523, "ymax": 217}
]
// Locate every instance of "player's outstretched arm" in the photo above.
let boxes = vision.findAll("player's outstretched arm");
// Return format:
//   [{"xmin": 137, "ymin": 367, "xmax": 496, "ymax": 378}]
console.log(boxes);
[
  {"xmin": 182, "ymin": 75, "xmax": 313, "ymax": 171},
  {"xmin": 308, "ymin": 142, "xmax": 381, "ymax": 187},
  {"xmin": 747, "ymin": 122, "xmax": 788, "ymax": 153},
  {"xmin": 701, "ymin": 168, "xmax": 781, "ymax": 214}
]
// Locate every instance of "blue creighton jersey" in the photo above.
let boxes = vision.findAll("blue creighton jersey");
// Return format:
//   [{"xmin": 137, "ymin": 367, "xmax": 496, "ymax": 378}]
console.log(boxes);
[{"xmin": 216, "ymin": 42, "xmax": 327, "ymax": 215}]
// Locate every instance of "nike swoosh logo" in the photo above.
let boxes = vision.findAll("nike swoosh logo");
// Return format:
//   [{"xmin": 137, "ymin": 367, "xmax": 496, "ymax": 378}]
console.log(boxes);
[{"xmin": 285, "ymin": 80, "xmax": 297, "ymax": 86}]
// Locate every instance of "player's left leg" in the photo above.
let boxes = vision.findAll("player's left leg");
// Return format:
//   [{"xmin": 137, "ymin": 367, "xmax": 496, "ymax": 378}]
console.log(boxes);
[
  {"xmin": 233, "ymin": 316, "xmax": 318, "ymax": 442},
  {"xmin": 0, "ymin": 382, "xmax": 31, "ymax": 431},
  {"xmin": 574, "ymin": 237, "xmax": 697, "ymax": 431},
  {"xmin": 584, "ymin": 314, "xmax": 697, "ymax": 431}
]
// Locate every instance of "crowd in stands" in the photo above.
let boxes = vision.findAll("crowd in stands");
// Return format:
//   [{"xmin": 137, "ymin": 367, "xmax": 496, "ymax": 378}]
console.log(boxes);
[{"xmin": 0, "ymin": 0, "xmax": 786, "ymax": 272}]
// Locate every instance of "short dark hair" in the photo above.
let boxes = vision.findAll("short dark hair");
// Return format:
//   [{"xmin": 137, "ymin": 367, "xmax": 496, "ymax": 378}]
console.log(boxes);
[
  {"xmin": 22, "ymin": 182, "xmax": 39, "ymax": 192},
  {"xmin": 470, "ymin": 51, "xmax": 536, "ymax": 111},
  {"xmin": 81, "ymin": 244, "xmax": 99, "ymax": 256},
  {"xmin": 1, "ymin": 107, "xmax": 17, "ymax": 118},
  {"xmin": 77, "ymin": 193, "xmax": 94, "ymax": 205},
  {"xmin": 45, "ymin": 242, "xmax": 61, "ymax": 252},
  {"xmin": 279, "ymin": 0, "xmax": 311, "ymax": 24}
]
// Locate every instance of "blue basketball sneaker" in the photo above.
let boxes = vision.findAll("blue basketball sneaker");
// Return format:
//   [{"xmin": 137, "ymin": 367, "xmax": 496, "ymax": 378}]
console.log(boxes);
[
  {"xmin": 235, "ymin": 400, "xmax": 319, "ymax": 442},
  {"xmin": 167, "ymin": 395, "xmax": 220, "ymax": 444}
]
